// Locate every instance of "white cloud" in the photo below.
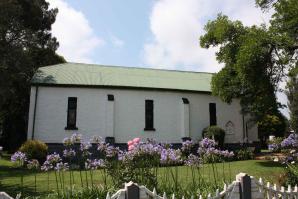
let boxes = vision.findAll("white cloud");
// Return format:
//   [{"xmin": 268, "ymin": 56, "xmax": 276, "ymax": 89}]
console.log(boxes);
[
  {"xmin": 144, "ymin": 0, "xmax": 290, "ymax": 116},
  {"xmin": 143, "ymin": 0, "xmax": 272, "ymax": 72},
  {"xmin": 111, "ymin": 35, "xmax": 125, "ymax": 48},
  {"xmin": 49, "ymin": 0, "xmax": 104, "ymax": 63}
]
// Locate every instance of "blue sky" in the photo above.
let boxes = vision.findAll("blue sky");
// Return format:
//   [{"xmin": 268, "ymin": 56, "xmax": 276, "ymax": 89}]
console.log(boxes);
[
  {"xmin": 50, "ymin": 0, "xmax": 155, "ymax": 67},
  {"xmin": 49, "ymin": 0, "xmax": 272, "ymax": 71},
  {"xmin": 60, "ymin": 0, "xmax": 154, "ymax": 66},
  {"xmin": 48, "ymin": 0, "xmax": 288, "ymax": 117}
]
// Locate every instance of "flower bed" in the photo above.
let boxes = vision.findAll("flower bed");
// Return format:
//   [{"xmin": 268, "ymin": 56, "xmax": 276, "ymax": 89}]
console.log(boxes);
[
  {"xmin": 268, "ymin": 133, "xmax": 298, "ymax": 185},
  {"xmin": 11, "ymin": 134, "xmax": 235, "ymax": 198}
]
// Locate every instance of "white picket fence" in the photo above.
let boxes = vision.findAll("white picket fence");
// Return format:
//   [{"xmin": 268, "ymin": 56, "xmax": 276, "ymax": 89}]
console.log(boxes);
[
  {"xmin": 255, "ymin": 178, "xmax": 298, "ymax": 199},
  {"xmin": 1, "ymin": 173, "xmax": 297, "ymax": 199},
  {"xmin": 106, "ymin": 173, "xmax": 298, "ymax": 199},
  {"xmin": 0, "ymin": 192, "xmax": 14, "ymax": 199},
  {"xmin": 106, "ymin": 181, "xmax": 237, "ymax": 199}
]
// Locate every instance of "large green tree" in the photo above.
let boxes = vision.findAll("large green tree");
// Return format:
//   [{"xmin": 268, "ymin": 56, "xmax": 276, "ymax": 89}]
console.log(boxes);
[
  {"xmin": 286, "ymin": 67, "xmax": 298, "ymax": 132},
  {"xmin": 0, "ymin": 0, "xmax": 65, "ymax": 150},
  {"xmin": 200, "ymin": 0, "xmax": 297, "ymax": 137}
]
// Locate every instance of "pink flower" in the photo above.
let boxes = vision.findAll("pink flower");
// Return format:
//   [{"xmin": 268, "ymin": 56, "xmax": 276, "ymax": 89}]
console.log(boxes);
[
  {"xmin": 127, "ymin": 140, "xmax": 133, "ymax": 146},
  {"xmin": 128, "ymin": 145, "xmax": 134, "ymax": 151},
  {"xmin": 133, "ymin": 138, "xmax": 140, "ymax": 144}
]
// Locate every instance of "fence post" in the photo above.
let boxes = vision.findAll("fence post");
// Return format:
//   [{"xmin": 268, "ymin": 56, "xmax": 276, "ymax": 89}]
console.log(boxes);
[
  {"xmin": 0, "ymin": 192, "xmax": 14, "ymax": 199},
  {"xmin": 125, "ymin": 181, "xmax": 140, "ymax": 199},
  {"xmin": 236, "ymin": 173, "xmax": 251, "ymax": 199},
  {"xmin": 236, "ymin": 173, "xmax": 264, "ymax": 199}
]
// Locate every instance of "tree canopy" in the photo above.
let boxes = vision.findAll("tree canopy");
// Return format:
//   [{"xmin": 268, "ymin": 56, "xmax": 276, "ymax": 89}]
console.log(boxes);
[
  {"xmin": 0, "ymin": 0, "xmax": 65, "ymax": 150},
  {"xmin": 200, "ymin": 0, "xmax": 297, "ymax": 132},
  {"xmin": 286, "ymin": 67, "xmax": 298, "ymax": 132}
]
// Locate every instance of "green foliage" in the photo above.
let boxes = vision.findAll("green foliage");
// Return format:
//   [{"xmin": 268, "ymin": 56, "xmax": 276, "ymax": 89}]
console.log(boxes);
[
  {"xmin": 286, "ymin": 67, "xmax": 298, "ymax": 133},
  {"xmin": 105, "ymin": 152, "xmax": 159, "ymax": 189},
  {"xmin": 235, "ymin": 148, "xmax": 254, "ymax": 160},
  {"xmin": 0, "ymin": 0, "xmax": 65, "ymax": 150},
  {"xmin": 19, "ymin": 140, "xmax": 48, "ymax": 163},
  {"xmin": 42, "ymin": 186, "xmax": 111, "ymax": 199},
  {"xmin": 284, "ymin": 164, "xmax": 298, "ymax": 186},
  {"xmin": 200, "ymin": 0, "xmax": 298, "ymax": 125},
  {"xmin": 258, "ymin": 113, "xmax": 287, "ymax": 140},
  {"xmin": 202, "ymin": 126, "xmax": 225, "ymax": 148}
]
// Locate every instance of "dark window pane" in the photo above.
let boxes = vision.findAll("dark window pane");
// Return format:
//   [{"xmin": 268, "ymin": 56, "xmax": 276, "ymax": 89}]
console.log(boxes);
[
  {"xmin": 145, "ymin": 100, "xmax": 154, "ymax": 129},
  {"xmin": 209, "ymin": 103, "xmax": 217, "ymax": 126},
  {"xmin": 68, "ymin": 111, "xmax": 76, "ymax": 127},
  {"xmin": 67, "ymin": 97, "xmax": 77, "ymax": 128}
]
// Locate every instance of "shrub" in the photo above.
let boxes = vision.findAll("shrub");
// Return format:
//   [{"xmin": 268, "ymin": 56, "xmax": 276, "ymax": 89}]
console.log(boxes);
[
  {"xmin": 235, "ymin": 148, "xmax": 254, "ymax": 160},
  {"xmin": 19, "ymin": 140, "xmax": 48, "ymax": 163},
  {"xmin": 202, "ymin": 126, "xmax": 225, "ymax": 148},
  {"xmin": 284, "ymin": 164, "xmax": 298, "ymax": 186}
]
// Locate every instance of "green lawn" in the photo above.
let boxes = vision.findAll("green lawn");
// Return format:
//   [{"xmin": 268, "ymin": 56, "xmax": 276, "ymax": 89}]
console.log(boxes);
[{"xmin": 0, "ymin": 155, "xmax": 285, "ymax": 198}]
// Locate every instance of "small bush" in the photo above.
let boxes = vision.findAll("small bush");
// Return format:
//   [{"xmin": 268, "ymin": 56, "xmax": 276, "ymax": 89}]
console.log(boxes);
[
  {"xmin": 284, "ymin": 164, "xmax": 298, "ymax": 186},
  {"xmin": 235, "ymin": 148, "xmax": 254, "ymax": 160},
  {"xmin": 202, "ymin": 126, "xmax": 225, "ymax": 148},
  {"xmin": 19, "ymin": 140, "xmax": 48, "ymax": 163}
]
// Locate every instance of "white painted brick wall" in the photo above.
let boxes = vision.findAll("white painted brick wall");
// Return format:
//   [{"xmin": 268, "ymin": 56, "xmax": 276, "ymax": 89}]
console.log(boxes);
[{"xmin": 27, "ymin": 86, "xmax": 258, "ymax": 143}]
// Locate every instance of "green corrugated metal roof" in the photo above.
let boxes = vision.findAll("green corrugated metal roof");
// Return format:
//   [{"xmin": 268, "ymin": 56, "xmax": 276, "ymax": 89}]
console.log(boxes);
[{"xmin": 32, "ymin": 62, "xmax": 213, "ymax": 92}]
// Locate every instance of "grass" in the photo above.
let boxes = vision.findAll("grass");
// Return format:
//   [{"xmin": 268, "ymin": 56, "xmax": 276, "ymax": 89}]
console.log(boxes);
[{"xmin": 0, "ymin": 154, "xmax": 285, "ymax": 198}]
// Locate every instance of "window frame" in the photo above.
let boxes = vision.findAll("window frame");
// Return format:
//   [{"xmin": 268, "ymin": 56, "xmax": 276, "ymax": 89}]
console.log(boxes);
[
  {"xmin": 144, "ymin": 99, "xmax": 155, "ymax": 131},
  {"xmin": 65, "ymin": 97, "xmax": 78, "ymax": 130},
  {"xmin": 209, "ymin": 103, "xmax": 217, "ymax": 126}
]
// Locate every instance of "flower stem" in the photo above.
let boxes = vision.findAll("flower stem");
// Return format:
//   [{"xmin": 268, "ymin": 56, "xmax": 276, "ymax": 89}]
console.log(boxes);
[
  {"xmin": 34, "ymin": 172, "xmax": 37, "ymax": 193},
  {"xmin": 79, "ymin": 169, "xmax": 84, "ymax": 187},
  {"xmin": 54, "ymin": 171, "xmax": 60, "ymax": 197}
]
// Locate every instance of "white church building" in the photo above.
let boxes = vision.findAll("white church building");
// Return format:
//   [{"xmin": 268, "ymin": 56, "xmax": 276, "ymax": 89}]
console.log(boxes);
[{"xmin": 27, "ymin": 63, "xmax": 259, "ymax": 146}]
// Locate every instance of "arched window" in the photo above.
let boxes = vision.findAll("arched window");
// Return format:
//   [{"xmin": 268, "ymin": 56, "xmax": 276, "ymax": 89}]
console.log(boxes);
[{"xmin": 225, "ymin": 121, "xmax": 235, "ymax": 135}]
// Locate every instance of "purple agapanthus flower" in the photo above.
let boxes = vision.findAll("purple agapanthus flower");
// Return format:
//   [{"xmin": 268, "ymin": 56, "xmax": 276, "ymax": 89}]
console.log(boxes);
[
  {"xmin": 181, "ymin": 140, "xmax": 195, "ymax": 153},
  {"xmin": 85, "ymin": 159, "xmax": 105, "ymax": 170},
  {"xmin": 55, "ymin": 162, "xmax": 69, "ymax": 171},
  {"xmin": 281, "ymin": 134, "xmax": 298, "ymax": 148},
  {"xmin": 106, "ymin": 146, "xmax": 120, "ymax": 158},
  {"xmin": 45, "ymin": 153, "xmax": 62, "ymax": 165},
  {"xmin": 185, "ymin": 154, "xmax": 202, "ymax": 167},
  {"xmin": 27, "ymin": 159, "xmax": 40, "ymax": 170},
  {"xmin": 90, "ymin": 135, "xmax": 103, "ymax": 144},
  {"xmin": 97, "ymin": 142, "xmax": 109, "ymax": 152},
  {"xmin": 80, "ymin": 142, "xmax": 92, "ymax": 157},
  {"xmin": 71, "ymin": 133, "xmax": 82, "ymax": 143},
  {"xmin": 63, "ymin": 137, "xmax": 74, "ymax": 146},
  {"xmin": 41, "ymin": 161, "xmax": 53, "ymax": 171},
  {"xmin": 11, "ymin": 151, "xmax": 27, "ymax": 164},
  {"xmin": 80, "ymin": 142, "xmax": 92, "ymax": 151},
  {"xmin": 199, "ymin": 138, "xmax": 216, "ymax": 149},
  {"xmin": 160, "ymin": 148, "xmax": 182, "ymax": 165},
  {"xmin": 41, "ymin": 153, "xmax": 62, "ymax": 171},
  {"xmin": 63, "ymin": 148, "xmax": 76, "ymax": 158},
  {"xmin": 268, "ymin": 143, "xmax": 279, "ymax": 151},
  {"xmin": 219, "ymin": 150, "xmax": 234, "ymax": 158}
]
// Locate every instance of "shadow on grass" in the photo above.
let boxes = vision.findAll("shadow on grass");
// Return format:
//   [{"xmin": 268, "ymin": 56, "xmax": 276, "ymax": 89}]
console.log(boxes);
[
  {"xmin": 0, "ymin": 165, "xmax": 36, "ymax": 178},
  {"xmin": 0, "ymin": 183, "xmax": 49, "ymax": 198},
  {"xmin": 256, "ymin": 161, "xmax": 284, "ymax": 168}
]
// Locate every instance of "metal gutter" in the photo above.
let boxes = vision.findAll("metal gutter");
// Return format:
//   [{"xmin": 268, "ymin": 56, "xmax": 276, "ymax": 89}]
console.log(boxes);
[{"xmin": 31, "ymin": 86, "xmax": 39, "ymax": 140}]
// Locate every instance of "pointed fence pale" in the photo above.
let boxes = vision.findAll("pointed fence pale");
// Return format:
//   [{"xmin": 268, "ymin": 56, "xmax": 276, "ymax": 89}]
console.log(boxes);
[{"xmin": 106, "ymin": 173, "xmax": 298, "ymax": 199}]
